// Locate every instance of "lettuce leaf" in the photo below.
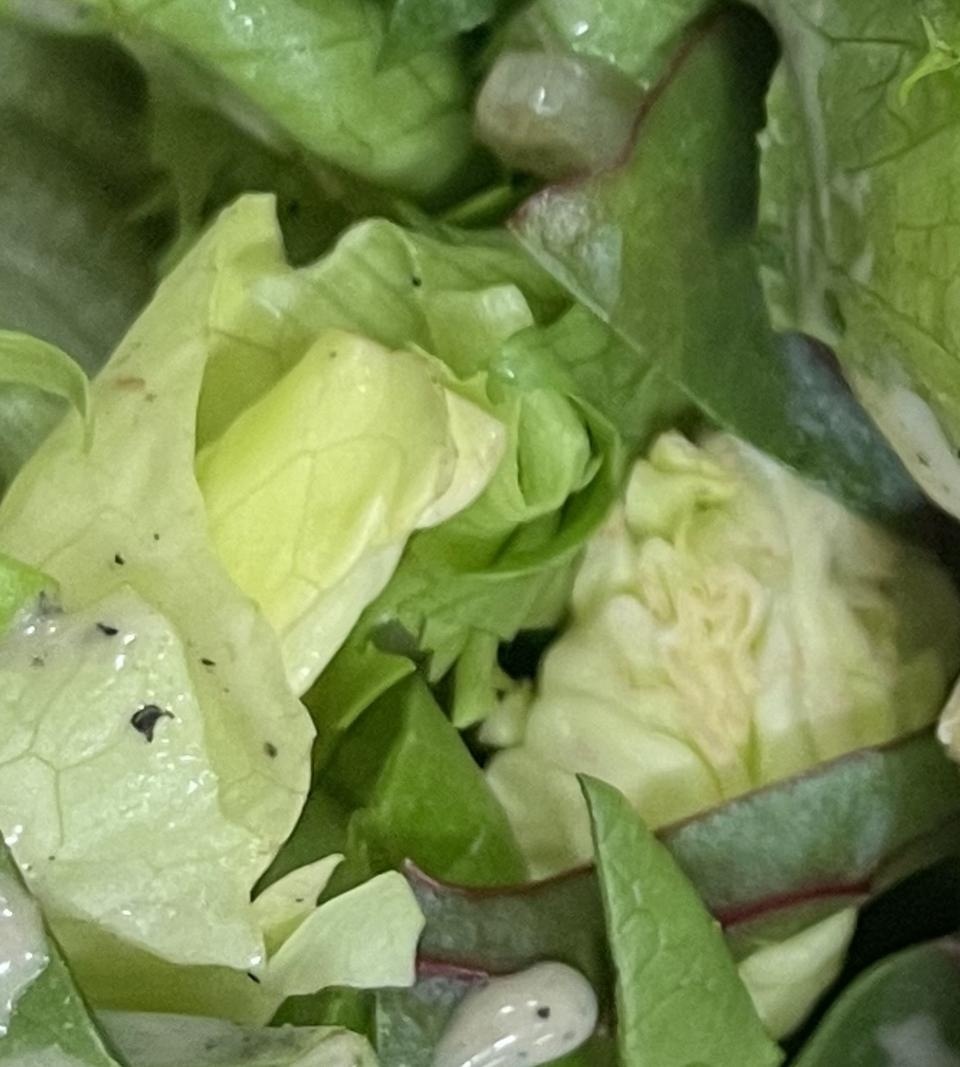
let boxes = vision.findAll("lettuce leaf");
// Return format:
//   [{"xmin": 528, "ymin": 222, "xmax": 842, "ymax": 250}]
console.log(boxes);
[
  {"xmin": 512, "ymin": 9, "xmax": 921, "ymax": 521},
  {"xmin": 488, "ymin": 430, "xmax": 960, "ymax": 874},
  {"xmin": 259, "ymin": 218, "xmax": 634, "ymax": 749},
  {"xmin": 0, "ymin": 199, "xmax": 327, "ymax": 1008},
  {"xmin": 101, "ymin": 1012, "xmax": 377, "ymax": 1067},
  {"xmin": 581, "ymin": 776, "xmax": 783, "ymax": 1067},
  {"xmin": 73, "ymin": 0, "xmax": 477, "ymax": 202},
  {"xmin": 197, "ymin": 327, "xmax": 504, "ymax": 693},
  {"xmin": 322, "ymin": 676, "xmax": 526, "ymax": 888},
  {"xmin": 756, "ymin": 1, "xmax": 960, "ymax": 519},
  {"xmin": 504, "ymin": 0, "xmax": 710, "ymax": 89}
]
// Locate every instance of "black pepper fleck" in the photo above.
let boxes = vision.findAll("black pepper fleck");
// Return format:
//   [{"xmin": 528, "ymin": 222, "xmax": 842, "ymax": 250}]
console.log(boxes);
[
  {"xmin": 246, "ymin": 972, "xmax": 261, "ymax": 984},
  {"xmin": 96, "ymin": 622, "xmax": 119, "ymax": 636},
  {"xmin": 411, "ymin": 275, "xmax": 422, "ymax": 287},
  {"xmin": 114, "ymin": 553, "xmax": 126, "ymax": 566},
  {"xmin": 537, "ymin": 1006, "xmax": 551, "ymax": 1020},
  {"xmin": 130, "ymin": 704, "xmax": 173, "ymax": 742},
  {"xmin": 264, "ymin": 742, "xmax": 278, "ymax": 759},
  {"xmin": 153, "ymin": 532, "xmax": 161, "ymax": 542},
  {"xmin": 200, "ymin": 657, "xmax": 216, "ymax": 667}
]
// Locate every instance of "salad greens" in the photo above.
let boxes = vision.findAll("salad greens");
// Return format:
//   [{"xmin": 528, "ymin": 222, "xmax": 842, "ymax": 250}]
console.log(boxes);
[
  {"xmin": 487, "ymin": 428, "xmax": 960, "ymax": 873},
  {"xmin": 2, "ymin": 0, "xmax": 960, "ymax": 1065},
  {"xmin": 581, "ymin": 776, "xmax": 782, "ymax": 1067},
  {"xmin": 756, "ymin": 1, "xmax": 960, "ymax": 524},
  {"xmin": 66, "ymin": 0, "xmax": 479, "ymax": 202}
]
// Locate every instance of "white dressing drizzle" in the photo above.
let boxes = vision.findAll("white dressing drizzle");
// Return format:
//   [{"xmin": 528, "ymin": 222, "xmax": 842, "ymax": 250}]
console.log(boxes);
[
  {"xmin": 0, "ymin": 870, "xmax": 48, "ymax": 1035},
  {"xmin": 433, "ymin": 962, "xmax": 597, "ymax": 1067}
]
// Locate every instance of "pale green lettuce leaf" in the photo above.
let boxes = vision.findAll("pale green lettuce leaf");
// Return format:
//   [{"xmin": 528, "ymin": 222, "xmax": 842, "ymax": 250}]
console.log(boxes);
[
  {"xmin": 253, "ymin": 856, "xmax": 344, "ymax": 956},
  {"xmin": 74, "ymin": 0, "xmax": 476, "ymax": 201},
  {"xmin": 197, "ymin": 328, "xmax": 504, "ymax": 693},
  {"xmin": 0, "ymin": 195, "xmax": 465, "ymax": 1014},
  {"xmin": 101, "ymin": 1012, "xmax": 376, "ymax": 1067},
  {"xmin": 488, "ymin": 430, "xmax": 960, "ymax": 875},
  {"xmin": 737, "ymin": 908, "xmax": 857, "ymax": 1040},
  {"xmin": 264, "ymin": 872, "xmax": 422, "ymax": 1001},
  {"xmin": 228, "ymin": 215, "xmax": 623, "ymax": 746},
  {"xmin": 0, "ymin": 196, "xmax": 314, "ymax": 981},
  {"xmin": 0, "ymin": 331, "xmax": 89, "ymax": 428},
  {"xmin": 756, "ymin": 1, "xmax": 960, "ymax": 519},
  {"xmin": 61, "ymin": 862, "xmax": 423, "ymax": 1026}
]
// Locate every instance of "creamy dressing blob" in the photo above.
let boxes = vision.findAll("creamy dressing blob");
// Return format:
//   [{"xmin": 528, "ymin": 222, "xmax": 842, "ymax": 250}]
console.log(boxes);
[
  {"xmin": 433, "ymin": 962, "xmax": 598, "ymax": 1067},
  {"xmin": 0, "ymin": 870, "xmax": 49, "ymax": 1034}
]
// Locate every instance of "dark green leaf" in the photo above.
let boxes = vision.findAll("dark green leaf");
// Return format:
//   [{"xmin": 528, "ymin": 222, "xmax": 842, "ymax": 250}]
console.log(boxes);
[
  {"xmin": 792, "ymin": 938, "xmax": 960, "ymax": 1066},
  {"xmin": 755, "ymin": 0, "xmax": 960, "ymax": 519},
  {"xmin": 512, "ymin": 10, "xmax": 920, "ymax": 519},
  {"xmin": 581, "ymin": 775, "xmax": 782, "ymax": 1067},
  {"xmin": 324, "ymin": 675, "xmax": 527, "ymax": 890},
  {"xmin": 0, "ymin": 16, "xmax": 161, "ymax": 371}
]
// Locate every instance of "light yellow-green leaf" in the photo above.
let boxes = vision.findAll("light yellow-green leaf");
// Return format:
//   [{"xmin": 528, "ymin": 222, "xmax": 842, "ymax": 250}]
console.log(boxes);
[{"xmin": 0, "ymin": 331, "xmax": 90, "ymax": 433}]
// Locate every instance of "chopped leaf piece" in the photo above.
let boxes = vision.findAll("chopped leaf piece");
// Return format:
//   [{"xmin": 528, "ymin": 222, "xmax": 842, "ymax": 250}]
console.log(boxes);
[
  {"xmin": 737, "ymin": 907, "xmax": 857, "ymax": 1039},
  {"xmin": 756, "ymin": 0, "xmax": 960, "ymax": 518},
  {"xmin": 581, "ymin": 776, "xmax": 782, "ymax": 1067}
]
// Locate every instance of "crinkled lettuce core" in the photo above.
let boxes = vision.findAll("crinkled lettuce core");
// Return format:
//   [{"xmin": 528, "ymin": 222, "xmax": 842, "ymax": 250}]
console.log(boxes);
[{"xmin": 488, "ymin": 430, "xmax": 960, "ymax": 876}]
